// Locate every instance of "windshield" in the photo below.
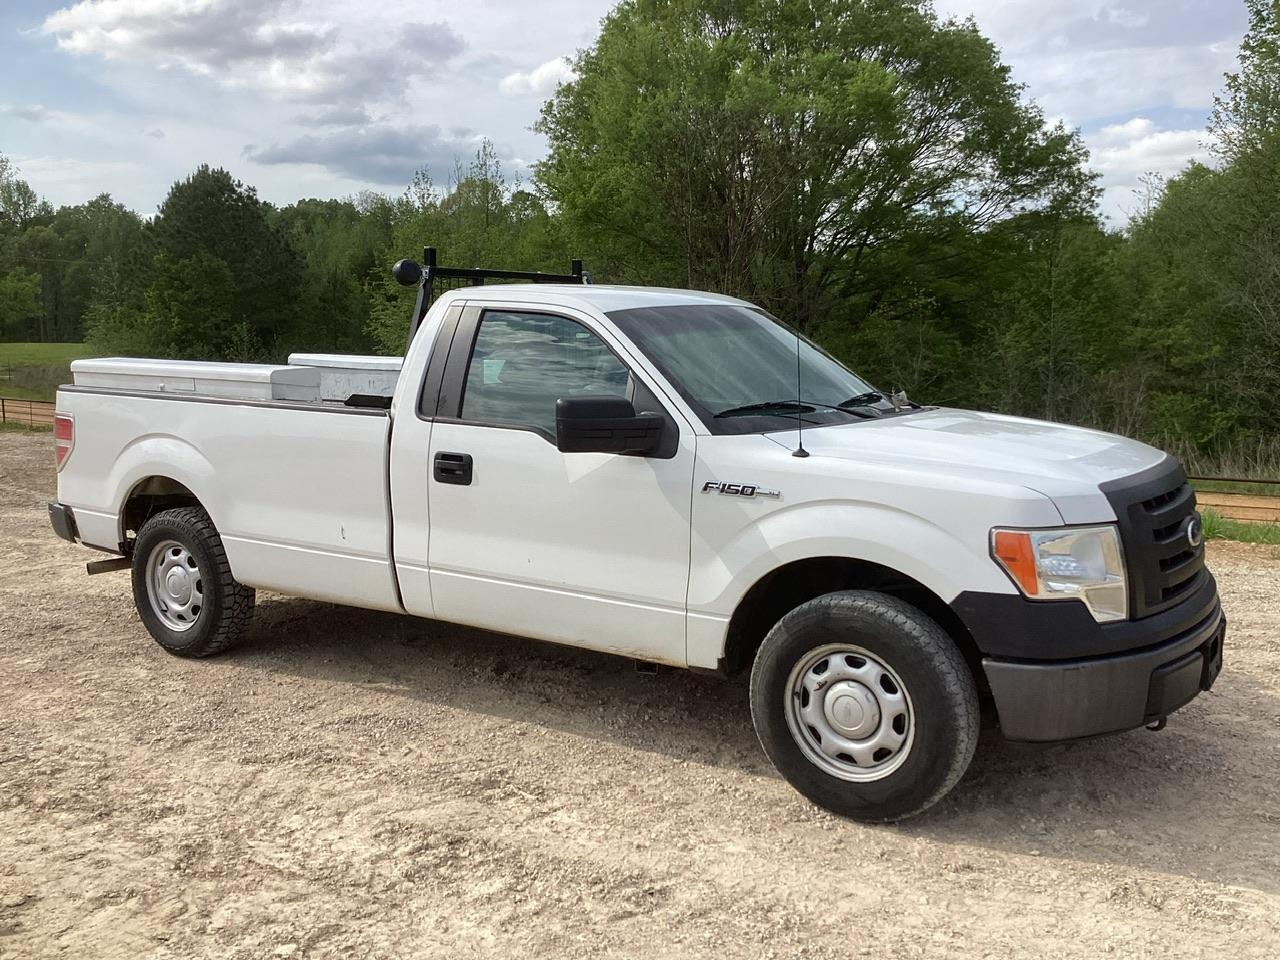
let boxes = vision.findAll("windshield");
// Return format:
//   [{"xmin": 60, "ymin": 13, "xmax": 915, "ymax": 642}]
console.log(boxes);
[{"xmin": 608, "ymin": 303, "xmax": 888, "ymax": 434}]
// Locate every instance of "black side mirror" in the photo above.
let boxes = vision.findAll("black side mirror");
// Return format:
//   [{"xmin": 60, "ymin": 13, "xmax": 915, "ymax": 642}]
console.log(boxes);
[{"xmin": 556, "ymin": 396, "xmax": 663, "ymax": 454}]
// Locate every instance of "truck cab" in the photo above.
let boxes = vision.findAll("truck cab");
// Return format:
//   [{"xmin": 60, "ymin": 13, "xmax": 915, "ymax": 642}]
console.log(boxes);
[{"xmin": 49, "ymin": 255, "xmax": 1225, "ymax": 822}]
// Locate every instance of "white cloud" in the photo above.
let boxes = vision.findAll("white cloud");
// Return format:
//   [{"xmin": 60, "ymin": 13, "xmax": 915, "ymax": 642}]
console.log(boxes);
[
  {"xmin": 41, "ymin": 0, "xmax": 465, "ymax": 104},
  {"xmin": 1087, "ymin": 118, "xmax": 1216, "ymax": 219},
  {"xmin": 1106, "ymin": 7, "xmax": 1149, "ymax": 29},
  {"xmin": 9, "ymin": 155, "xmax": 145, "ymax": 197},
  {"xmin": 244, "ymin": 120, "xmax": 489, "ymax": 186},
  {"xmin": 935, "ymin": 1, "xmax": 1244, "ymax": 126},
  {"xmin": 1, "ymin": 104, "xmax": 52, "ymax": 122},
  {"xmin": 499, "ymin": 57, "xmax": 575, "ymax": 96},
  {"xmin": 1089, "ymin": 119, "xmax": 1215, "ymax": 176},
  {"xmin": 11, "ymin": 0, "xmax": 1250, "ymax": 221},
  {"xmin": 1025, "ymin": 42, "xmax": 1239, "ymax": 123}
]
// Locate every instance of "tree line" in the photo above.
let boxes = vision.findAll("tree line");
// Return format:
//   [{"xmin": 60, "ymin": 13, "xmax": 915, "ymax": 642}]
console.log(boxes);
[{"xmin": 1, "ymin": 0, "xmax": 1276, "ymax": 470}]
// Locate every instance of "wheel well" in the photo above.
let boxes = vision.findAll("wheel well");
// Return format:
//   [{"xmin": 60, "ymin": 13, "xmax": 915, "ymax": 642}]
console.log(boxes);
[
  {"xmin": 120, "ymin": 477, "xmax": 202, "ymax": 549},
  {"xmin": 720, "ymin": 557, "xmax": 983, "ymax": 679}
]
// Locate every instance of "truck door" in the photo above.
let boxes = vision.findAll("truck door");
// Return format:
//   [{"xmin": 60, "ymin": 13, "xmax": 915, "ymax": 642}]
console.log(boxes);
[{"xmin": 420, "ymin": 304, "xmax": 696, "ymax": 665}]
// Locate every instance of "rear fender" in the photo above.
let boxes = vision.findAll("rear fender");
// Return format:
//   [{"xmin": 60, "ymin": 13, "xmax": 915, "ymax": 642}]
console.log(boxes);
[{"xmin": 107, "ymin": 434, "xmax": 222, "ymax": 544}]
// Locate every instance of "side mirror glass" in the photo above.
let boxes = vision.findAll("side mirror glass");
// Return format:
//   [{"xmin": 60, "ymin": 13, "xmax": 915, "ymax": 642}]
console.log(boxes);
[{"xmin": 555, "ymin": 396, "xmax": 663, "ymax": 454}]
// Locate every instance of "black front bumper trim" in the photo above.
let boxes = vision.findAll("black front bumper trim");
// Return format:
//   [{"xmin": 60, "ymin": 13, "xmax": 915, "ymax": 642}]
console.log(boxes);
[
  {"xmin": 952, "ymin": 571, "xmax": 1219, "ymax": 661},
  {"xmin": 983, "ymin": 605, "xmax": 1225, "ymax": 742}
]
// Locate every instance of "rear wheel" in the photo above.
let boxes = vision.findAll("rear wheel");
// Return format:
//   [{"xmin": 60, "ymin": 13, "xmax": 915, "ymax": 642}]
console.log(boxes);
[
  {"xmin": 131, "ymin": 507, "xmax": 255, "ymax": 657},
  {"xmin": 749, "ymin": 590, "xmax": 978, "ymax": 822}
]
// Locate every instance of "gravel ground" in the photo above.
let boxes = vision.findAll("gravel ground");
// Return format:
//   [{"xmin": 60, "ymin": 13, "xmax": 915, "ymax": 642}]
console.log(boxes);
[{"xmin": 2, "ymin": 428, "xmax": 1279, "ymax": 959}]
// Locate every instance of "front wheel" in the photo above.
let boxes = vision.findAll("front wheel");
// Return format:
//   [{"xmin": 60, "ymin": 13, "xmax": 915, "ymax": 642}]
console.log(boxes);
[
  {"xmin": 131, "ymin": 506, "xmax": 255, "ymax": 657},
  {"xmin": 749, "ymin": 590, "xmax": 978, "ymax": 822}
]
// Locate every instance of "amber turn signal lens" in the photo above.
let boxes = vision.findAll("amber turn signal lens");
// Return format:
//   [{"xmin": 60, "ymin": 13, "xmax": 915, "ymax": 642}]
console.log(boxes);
[{"xmin": 992, "ymin": 530, "xmax": 1038, "ymax": 596}]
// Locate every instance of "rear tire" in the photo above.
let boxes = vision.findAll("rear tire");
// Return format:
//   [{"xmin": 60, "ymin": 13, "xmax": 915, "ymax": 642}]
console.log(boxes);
[
  {"xmin": 131, "ymin": 507, "xmax": 255, "ymax": 658},
  {"xmin": 749, "ymin": 590, "xmax": 978, "ymax": 822}
]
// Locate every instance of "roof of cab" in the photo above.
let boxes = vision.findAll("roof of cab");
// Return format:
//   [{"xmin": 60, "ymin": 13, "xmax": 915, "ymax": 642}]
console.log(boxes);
[{"xmin": 434, "ymin": 283, "xmax": 751, "ymax": 314}]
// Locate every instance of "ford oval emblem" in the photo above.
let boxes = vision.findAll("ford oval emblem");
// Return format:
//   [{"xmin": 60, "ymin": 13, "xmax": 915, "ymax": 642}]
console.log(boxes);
[{"xmin": 1185, "ymin": 515, "xmax": 1204, "ymax": 549}]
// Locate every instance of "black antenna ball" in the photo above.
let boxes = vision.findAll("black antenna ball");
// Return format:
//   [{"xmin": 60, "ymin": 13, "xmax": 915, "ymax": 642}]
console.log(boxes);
[{"xmin": 393, "ymin": 258, "xmax": 423, "ymax": 287}]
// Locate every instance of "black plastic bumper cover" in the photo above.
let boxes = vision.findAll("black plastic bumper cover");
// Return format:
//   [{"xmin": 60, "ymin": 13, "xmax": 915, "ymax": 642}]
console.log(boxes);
[
  {"xmin": 952, "ymin": 571, "xmax": 1219, "ymax": 661},
  {"xmin": 48, "ymin": 501, "xmax": 78, "ymax": 544},
  {"xmin": 983, "ymin": 605, "xmax": 1225, "ymax": 742}
]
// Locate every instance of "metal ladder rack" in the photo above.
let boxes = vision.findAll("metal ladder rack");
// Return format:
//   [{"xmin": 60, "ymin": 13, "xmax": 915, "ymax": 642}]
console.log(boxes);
[{"xmin": 398, "ymin": 246, "xmax": 587, "ymax": 347}]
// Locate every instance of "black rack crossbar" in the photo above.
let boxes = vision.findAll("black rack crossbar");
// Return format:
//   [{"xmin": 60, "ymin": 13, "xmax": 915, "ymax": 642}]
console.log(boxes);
[
  {"xmin": 406, "ymin": 246, "xmax": 586, "ymax": 348},
  {"xmin": 423, "ymin": 245, "xmax": 584, "ymax": 286}
]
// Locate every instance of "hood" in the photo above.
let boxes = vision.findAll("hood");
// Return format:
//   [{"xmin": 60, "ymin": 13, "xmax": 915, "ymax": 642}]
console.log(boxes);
[{"xmin": 767, "ymin": 408, "xmax": 1169, "ymax": 523}]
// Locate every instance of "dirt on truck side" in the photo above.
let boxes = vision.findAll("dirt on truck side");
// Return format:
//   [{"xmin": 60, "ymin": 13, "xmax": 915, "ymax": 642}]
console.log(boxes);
[{"xmin": 1, "ymin": 428, "xmax": 1279, "ymax": 959}]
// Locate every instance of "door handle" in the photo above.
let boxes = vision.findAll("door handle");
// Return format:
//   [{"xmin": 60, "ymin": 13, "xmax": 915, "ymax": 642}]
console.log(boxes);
[{"xmin": 433, "ymin": 451, "xmax": 473, "ymax": 485}]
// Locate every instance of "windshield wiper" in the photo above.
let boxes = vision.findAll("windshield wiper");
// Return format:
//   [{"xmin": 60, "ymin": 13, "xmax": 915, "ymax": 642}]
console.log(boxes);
[
  {"xmin": 715, "ymin": 400, "xmax": 877, "ymax": 420},
  {"xmin": 839, "ymin": 391, "xmax": 885, "ymax": 408}
]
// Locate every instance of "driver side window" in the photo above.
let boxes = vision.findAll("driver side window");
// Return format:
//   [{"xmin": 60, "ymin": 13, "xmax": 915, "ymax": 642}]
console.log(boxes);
[{"xmin": 460, "ymin": 311, "xmax": 632, "ymax": 437}]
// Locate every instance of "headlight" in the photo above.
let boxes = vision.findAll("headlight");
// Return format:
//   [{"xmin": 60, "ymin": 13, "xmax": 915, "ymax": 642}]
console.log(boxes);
[{"xmin": 991, "ymin": 525, "xmax": 1128, "ymax": 623}]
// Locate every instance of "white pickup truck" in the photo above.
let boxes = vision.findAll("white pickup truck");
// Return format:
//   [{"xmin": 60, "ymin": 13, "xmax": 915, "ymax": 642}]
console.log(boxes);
[{"xmin": 50, "ymin": 255, "xmax": 1224, "ymax": 821}]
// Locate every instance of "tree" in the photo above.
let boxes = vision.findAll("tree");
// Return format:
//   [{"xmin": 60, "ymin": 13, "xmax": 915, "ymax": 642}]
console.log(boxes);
[
  {"xmin": 276, "ymin": 196, "xmax": 391, "ymax": 353},
  {"xmin": 0, "ymin": 155, "xmax": 53, "ymax": 236},
  {"xmin": 0, "ymin": 268, "xmax": 41, "ymax": 340},
  {"xmin": 1211, "ymin": 0, "xmax": 1280, "ymax": 161},
  {"xmin": 367, "ymin": 141, "xmax": 565, "ymax": 352},
  {"xmin": 89, "ymin": 166, "xmax": 311, "ymax": 359},
  {"xmin": 537, "ymin": 0, "xmax": 1097, "ymax": 330}
]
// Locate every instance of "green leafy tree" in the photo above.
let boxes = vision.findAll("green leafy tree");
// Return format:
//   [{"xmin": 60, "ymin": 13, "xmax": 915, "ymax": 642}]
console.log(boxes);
[
  {"xmin": 537, "ymin": 0, "xmax": 1097, "ymax": 329},
  {"xmin": 367, "ymin": 142, "xmax": 566, "ymax": 352},
  {"xmin": 275, "ymin": 196, "xmax": 395, "ymax": 353},
  {"xmin": 0, "ymin": 268, "xmax": 41, "ymax": 340},
  {"xmin": 89, "ymin": 166, "xmax": 310, "ymax": 359},
  {"xmin": 0, "ymin": 155, "xmax": 53, "ymax": 237},
  {"xmin": 1211, "ymin": 0, "xmax": 1280, "ymax": 160}
]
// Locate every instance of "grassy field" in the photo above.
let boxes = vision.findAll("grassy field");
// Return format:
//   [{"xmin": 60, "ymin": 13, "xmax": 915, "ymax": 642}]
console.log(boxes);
[
  {"xmin": 0, "ymin": 342, "xmax": 94, "ymax": 366},
  {"xmin": 0, "ymin": 342, "xmax": 94, "ymax": 401},
  {"xmin": 1191, "ymin": 478, "xmax": 1280, "ymax": 497}
]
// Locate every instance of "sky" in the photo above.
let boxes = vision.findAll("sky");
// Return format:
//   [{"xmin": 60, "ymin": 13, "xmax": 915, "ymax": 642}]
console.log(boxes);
[{"xmin": 0, "ymin": 0, "xmax": 1250, "ymax": 223}]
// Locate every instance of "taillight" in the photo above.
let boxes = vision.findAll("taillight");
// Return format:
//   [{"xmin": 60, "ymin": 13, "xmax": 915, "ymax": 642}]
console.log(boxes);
[{"xmin": 54, "ymin": 413, "xmax": 74, "ymax": 470}]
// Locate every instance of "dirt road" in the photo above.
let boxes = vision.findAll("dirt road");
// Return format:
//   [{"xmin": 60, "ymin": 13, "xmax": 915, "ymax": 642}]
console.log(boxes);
[{"xmin": 2, "ymin": 428, "xmax": 1278, "ymax": 959}]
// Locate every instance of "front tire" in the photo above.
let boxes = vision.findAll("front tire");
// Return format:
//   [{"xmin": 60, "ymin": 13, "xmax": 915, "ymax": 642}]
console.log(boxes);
[
  {"xmin": 131, "ymin": 507, "xmax": 255, "ymax": 658},
  {"xmin": 750, "ymin": 590, "xmax": 978, "ymax": 822}
]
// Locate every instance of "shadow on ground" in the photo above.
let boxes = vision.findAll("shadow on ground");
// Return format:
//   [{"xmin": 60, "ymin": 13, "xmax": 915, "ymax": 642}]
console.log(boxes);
[{"xmin": 229, "ymin": 595, "xmax": 1279, "ymax": 897}]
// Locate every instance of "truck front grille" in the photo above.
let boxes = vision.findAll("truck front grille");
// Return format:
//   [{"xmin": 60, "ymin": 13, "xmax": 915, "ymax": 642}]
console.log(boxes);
[{"xmin": 1100, "ymin": 460, "xmax": 1206, "ymax": 619}]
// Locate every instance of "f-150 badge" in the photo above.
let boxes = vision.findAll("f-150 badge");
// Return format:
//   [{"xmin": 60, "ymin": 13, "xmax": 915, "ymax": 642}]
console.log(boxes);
[{"xmin": 702, "ymin": 481, "xmax": 781, "ymax": 499}]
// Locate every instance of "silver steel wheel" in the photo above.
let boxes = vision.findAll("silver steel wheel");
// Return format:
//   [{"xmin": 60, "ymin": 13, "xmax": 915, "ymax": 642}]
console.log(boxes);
[
  {"xmin": 145, "ymin": 539, "xmax": 204, "ymax": 632},
  {"xmin": 783, "ymin": 643, "xmax": 915, "ymax": 783}
]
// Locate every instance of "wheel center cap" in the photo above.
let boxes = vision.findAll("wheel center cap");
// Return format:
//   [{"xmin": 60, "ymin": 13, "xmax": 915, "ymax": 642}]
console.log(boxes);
[
  {"xmin": 165, "ymin": 567, "xmax": 192, "ymax": 603},
  {"xmin": 824, "ymin": 681, "xmax": 880, "ymax": 739}
]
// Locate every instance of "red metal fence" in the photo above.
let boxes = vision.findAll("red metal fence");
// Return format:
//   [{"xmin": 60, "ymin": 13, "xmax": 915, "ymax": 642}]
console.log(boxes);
[{"xmin": 0, "ymin": 397, "xmax": 56, "ymax": 427}]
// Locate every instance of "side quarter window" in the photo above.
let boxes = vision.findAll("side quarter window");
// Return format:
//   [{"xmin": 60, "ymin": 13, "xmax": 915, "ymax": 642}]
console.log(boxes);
[{"xmin": 460, "ymin": 311, "xmax": 632, "ymax": 437}]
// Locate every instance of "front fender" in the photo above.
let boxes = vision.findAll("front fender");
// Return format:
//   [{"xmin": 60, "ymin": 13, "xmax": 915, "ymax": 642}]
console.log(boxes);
[
  {"xmin": 693, "ymin": 498, "xmax": 1018, "ymax": 613},
  {"xmin": 684, "ymin": 496, "xmax": 1047, "ymax": 670}
]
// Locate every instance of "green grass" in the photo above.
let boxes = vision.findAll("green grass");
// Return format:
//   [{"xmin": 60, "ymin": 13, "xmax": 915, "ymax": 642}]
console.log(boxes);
[
  {"xmin": 0, "ymin": 342, "xmax": 94, "ymax": 366},
  {"xmin": 1191, "ymin": 478, "xmax": 1280, "ymax": 497},
  {"xmin": 0, "ymin": 420, "xmax": 50, "ymax": 433},
  {"xmin": 1202, "ymin": 508, "xmax": 1280, "ymax": 545},
  {"xmin": 0, "ymin": 342, "xmax": 93, "ymax": 402}
]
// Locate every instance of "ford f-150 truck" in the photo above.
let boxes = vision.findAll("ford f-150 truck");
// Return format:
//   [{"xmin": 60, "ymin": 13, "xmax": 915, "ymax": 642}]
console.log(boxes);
[{"xmin": 49, "ymin": 252, "xmax": 1225, "ymax": 821}]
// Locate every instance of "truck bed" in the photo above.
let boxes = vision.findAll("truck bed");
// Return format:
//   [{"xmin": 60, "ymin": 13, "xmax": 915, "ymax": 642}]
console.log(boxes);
[{"xmin": 56, "ymin": 378, "xmax": 402, "ymax": 613}]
